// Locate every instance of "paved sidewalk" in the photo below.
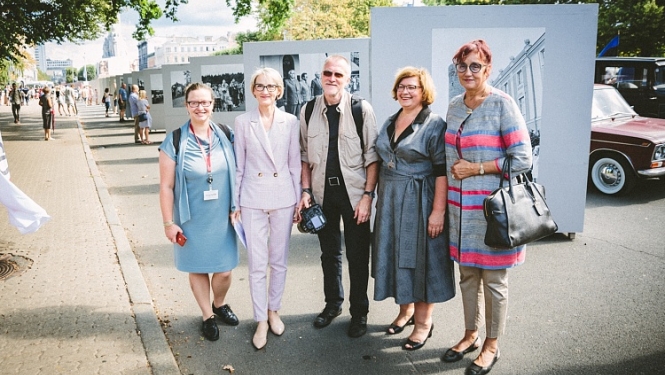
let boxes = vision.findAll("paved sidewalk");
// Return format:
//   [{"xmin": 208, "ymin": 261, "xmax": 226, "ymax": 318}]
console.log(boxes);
[
  {"xmin": 1, "ymin": 100, "xmax": 664, "ymax": 375},
  {"xmin": 0, "ymin": 102, "xmax": 176, "ymax": 374}
]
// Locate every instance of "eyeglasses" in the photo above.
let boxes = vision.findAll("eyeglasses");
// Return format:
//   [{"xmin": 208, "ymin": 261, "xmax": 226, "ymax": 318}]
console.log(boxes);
[
  {"xmin": 322, "ymin": 70, "xmax": 345, "ymax": 78},
  {"xmin": 397, "ymin": 84, "xmax": 421, "ymax": 92},
  {"xmin": 254, "ymin": 84, "xmax": 277, "ymax": 92},
  {"xmin": 186, "ymin": 101, "xmax": 213, "ymax": 108},
  {"xmin": 456, "ymin": 63, "xmax": 486, "ymax": 74}
]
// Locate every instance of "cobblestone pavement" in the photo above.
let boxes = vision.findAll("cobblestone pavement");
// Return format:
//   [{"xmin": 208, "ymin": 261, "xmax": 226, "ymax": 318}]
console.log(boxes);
[{"xmin": 1, "ymin": 100, "xmax": 664, "ymax": 375}]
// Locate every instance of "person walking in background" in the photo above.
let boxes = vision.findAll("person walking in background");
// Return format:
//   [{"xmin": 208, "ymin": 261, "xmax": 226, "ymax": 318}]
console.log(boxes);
[
  {"xmin": 372, "ymin": 67, "xmax": 455, "ymax": 350},
  {"xmin": 442, "ymin": 40, "xmax": 532, "ymax": 375},
  {"xmin": 283, "ymin": 70, "xmax": 300, "ymax": 117},
  {"xmin": 297, "ymin": 55, "xmax": 379, "ymax": 338},
  {"xmin": 38, "ymin": 87, "xmax": 54, "ymax": 141},
  {"xmin": 232, "ymin": 68, "xmax": 301, "ymax": 350},
  {"xmin": 118, "ymin": 83, "xmax": 127, "ymax": 122},
  {"xmin": 102, "ymin": 88, "xmax": 111, "ymax": 117},
  {"xmin": 310, "ymin": 72, "xmax": 323, "ymax": 97},
  {"xmin": 55, "ymin": 86, "xmax": 65, "ymax": 116},
  {"xmin": 137, "ymin": 90, "xmax": 152, "ymax": 144},
  {"xmin": 129, "ymin": 85, "xmax": 141, "ymax": 144},
  {"xmin": 9, "ymin": 83, "xmax": 24, "ymax": 124},
  {"xmin": 63, "ymin": 85, "xmax": 77, "ymax": 116},
  {"xmin": 158, "ymin": 83, "xmax": 239, "ymax": 342}
]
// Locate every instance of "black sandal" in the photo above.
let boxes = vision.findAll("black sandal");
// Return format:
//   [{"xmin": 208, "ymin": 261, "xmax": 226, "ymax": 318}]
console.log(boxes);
[{"xmin": 387, "ymin": 316, "xmax": 414, "ymax": 334}]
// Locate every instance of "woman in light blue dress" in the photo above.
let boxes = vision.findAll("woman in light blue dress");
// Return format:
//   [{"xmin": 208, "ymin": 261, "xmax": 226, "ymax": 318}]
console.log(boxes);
[{"xmin": 159, "ymin": 83, "xmax": 239, "ymax": 341}]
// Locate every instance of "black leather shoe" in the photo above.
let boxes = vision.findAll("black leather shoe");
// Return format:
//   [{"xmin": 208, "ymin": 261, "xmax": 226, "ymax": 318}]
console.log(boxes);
[
  {"xmin": 402, "ymin": 324, "xmax": 434, "ymax": 351},
  {"xmin": 465, "ymin": 349, "xmax": 500, "ymax": 375},
  {"xmin": 212, "ymin": 303, "xmax": 239, "ymax": 326},
  {"xmin": 202, "ymin": 316, "xmax": 219, "ymax": 341},
  {"xmin": 347, "ymin": 316, "xmax": 368, "ymax": 338},
  {"xmin": 313, "ymin": 307, "xmax": 342, "ymax": 328},
  {"xmin": 442, "ymin": 336, "xmax": 480, "ymax": 362}
]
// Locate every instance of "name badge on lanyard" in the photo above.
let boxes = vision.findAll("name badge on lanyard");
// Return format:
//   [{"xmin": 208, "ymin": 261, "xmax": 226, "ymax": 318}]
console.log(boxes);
[{"xmin": 191, "ymin": 123, "xmax": 219, "ymax": 201}]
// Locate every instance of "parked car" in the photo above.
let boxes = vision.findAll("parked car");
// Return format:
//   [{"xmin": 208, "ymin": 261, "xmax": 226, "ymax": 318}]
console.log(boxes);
[
  {"xmin": 595, "ymin": 57, "xmax": 665, "ymax": 118},
  {"xmin": 589, "ymin": 84, "xmax": 665, "ymax": 195}
]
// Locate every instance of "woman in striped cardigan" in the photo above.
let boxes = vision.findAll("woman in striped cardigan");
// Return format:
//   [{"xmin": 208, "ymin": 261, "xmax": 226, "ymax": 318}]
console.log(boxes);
[{"xmin": 442, "ymin": 40, "xmax": 532, "ymax": 375}]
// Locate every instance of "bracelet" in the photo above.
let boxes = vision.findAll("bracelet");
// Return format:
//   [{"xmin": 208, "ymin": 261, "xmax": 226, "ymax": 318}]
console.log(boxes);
[
  {"xmin": 163, "ymin": 221, "xmax": 174, "ymax": 227},
  {"xmin": 302, "ymin": 188, "xmax": 312, "ymax": 197}
]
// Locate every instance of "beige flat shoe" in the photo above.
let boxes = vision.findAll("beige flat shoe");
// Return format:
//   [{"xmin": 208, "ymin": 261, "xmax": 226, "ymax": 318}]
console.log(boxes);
[
  {"xmin": 268, "ymin": 311, "xmax": 285, "ymax": 336},
  {"xmin": 252, "ymin": 321, "xmax": 269, "ymax": 350}
]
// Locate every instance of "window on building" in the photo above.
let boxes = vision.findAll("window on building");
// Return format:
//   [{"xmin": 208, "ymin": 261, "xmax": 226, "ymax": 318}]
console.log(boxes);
[{"xmin": 166, "ymin": 47, "xmax": 170, "ymax": 53}]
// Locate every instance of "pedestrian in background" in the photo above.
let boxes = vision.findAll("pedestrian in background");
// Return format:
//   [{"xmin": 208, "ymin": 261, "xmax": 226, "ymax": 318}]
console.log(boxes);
[
  {"xmin": 373, "ymin": 67, "xmax": 455, "ymax": 350},
  {"xmin": 38, "ymin": 86, "xmax": 54, "ymax": 141},
  {"xmin": 232, "ymin": 68, "xmax": 301, "ymax": 350},
  {"xmin": 9, "ymin": 83, "xmax": 24, "ymax": 124},
  {"xmin": 129, "ymin": 84, "xmax": 141, "ymax": 144},
  {"xmin": 158, "ymin": 83, "xmax": 239, "ymax": 342},
  {"xmin": 137, "ymin": 90, "xmax": 152, "ymax": 144},
  {"xmin": 442, "ymin": 39, "xmax": 532, "ymax": 375},
  {"xmin": 102, "ymin": 88, "xmax": 111, "ymax": 117},
  {"xmin": 118, "ymin": 83, "xmax": 127, "ymax": 122}
]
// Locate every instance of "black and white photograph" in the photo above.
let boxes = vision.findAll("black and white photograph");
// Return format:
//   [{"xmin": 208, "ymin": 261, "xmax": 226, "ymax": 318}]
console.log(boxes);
[
  {"xmin": 170, "ymin": 70, "xmax": 191, "ymax": 108},
  {"xmin": 151, "ymin": 73, "xmax": 164, "ymax": 104},
  {"xmin": 432, "ymin": 27, "xmax": 545, "ymax": 180},
  {"xmin": 259, "ymin": 52, "xmax": 361, "ymax": 119},
  {"xmin": 201, "ymin": 64, "xmax": 245, "ymax": 112}
]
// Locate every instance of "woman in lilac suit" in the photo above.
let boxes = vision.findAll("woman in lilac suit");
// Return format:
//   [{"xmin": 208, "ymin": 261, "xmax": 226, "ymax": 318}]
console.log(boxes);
[{"xmin": 232, "ymin": 68, "xmax": 301, "ymax": 350}]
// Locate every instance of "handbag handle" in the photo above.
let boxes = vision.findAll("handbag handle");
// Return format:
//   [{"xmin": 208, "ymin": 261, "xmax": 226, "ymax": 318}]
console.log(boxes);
[{"xmin": 499, "ymin": 156, "xmax": 538, "ymax": 205}]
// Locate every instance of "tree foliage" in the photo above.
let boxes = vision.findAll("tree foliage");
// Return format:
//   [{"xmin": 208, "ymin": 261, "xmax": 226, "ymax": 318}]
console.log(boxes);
[
  {"xmin": 0, "ymin": 0, "xmax": 188, "ymax": 64},
  {"xmin": 78, "ymin": 65, "xmax": 98, "ymax": 81},
  {"xmin": 65, "ymin": 67, "xmax": 78, "ymax": 83},
  {"xmin": 260, "ymin": 0, "xmax": 394, "ymax": 40},
  {"xmin": 420, "ymin": 0, "xmax": 665, "ymax": 56}
]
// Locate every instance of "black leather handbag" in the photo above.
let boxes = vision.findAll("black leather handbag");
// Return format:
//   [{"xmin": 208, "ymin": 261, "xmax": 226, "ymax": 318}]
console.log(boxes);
[
  {"xmin": 483, "ymin": 157, "xmax": 558, "ymax": 248},
  {"xmin": 297, "ymin": 197, "xmax": 327, "ymax": 234},
  {"xmin": 138, "ymin": 113, "xmax": 148, "ymax": 122}
]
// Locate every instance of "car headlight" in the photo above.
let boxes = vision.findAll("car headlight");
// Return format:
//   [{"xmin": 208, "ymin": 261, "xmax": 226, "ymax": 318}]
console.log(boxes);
[{"xmin": 654, "ymin": 144, "xmax": 665, "ymax": 161}]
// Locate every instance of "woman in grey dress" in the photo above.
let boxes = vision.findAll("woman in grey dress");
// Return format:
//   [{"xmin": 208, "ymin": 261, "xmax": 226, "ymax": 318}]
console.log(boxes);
[
  {"xmin": 159, "ymin": 83, "xmax": 240, "ymax": 341},
  {"xmin": 373, "ymin": 67, "xmax": 455, "ymax": 350}
]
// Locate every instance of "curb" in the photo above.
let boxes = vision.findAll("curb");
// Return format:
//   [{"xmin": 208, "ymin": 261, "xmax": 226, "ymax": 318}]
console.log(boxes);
[{"xmin": 76, "ymin": 117, "xmax": 180, "ymax": 375}]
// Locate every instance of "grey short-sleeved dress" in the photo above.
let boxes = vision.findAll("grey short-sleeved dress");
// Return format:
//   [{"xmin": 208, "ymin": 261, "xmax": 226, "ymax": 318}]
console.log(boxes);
[
  {"xmin": 160, "ymin": 128, "xmax": 238, "ymax": 273},
  {"xmin": 372, "ymin": 106, "xmax": 456, "ymax": 304}
]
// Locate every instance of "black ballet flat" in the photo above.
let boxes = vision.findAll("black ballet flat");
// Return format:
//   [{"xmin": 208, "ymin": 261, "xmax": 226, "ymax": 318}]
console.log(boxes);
[
  {"xmin": 401, "ymin": 324, "xmax": 433, "ymax": 351},
  {"xmin": 387, "ymin": 316, "xmax": 414, "ymax": 335},
  {"xmin": 465, "ymin": 349, "xmax": 500, "ymax": 375},
  {"xmin": 442, "ymin": 336, "xmax": 480, "ymax": 362}
]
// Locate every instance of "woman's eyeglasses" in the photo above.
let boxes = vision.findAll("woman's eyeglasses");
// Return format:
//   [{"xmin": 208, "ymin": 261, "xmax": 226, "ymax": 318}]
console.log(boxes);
[
  {"xmin": 186, "ymin": 101, "xmax": 213, "ymax": 108},
  {"xmin": 455, "ymin": 63, "xmax": 486, "ymax": 74},
  {"xmin": 322, "ymin": 70, "xmax": 345, "ymax": 78},
  {"xmin": 254, "ymin": 84, "xmax": 277, "ymax": 92},
  {"xmin": 397, "ymin": 84, "xmax": 421, "ymax": 92}
]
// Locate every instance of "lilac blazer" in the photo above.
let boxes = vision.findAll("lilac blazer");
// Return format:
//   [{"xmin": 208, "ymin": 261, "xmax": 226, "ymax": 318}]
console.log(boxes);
[{"xmin": 234, "ymin": 107, "xmax": 301, "ymax": 210}]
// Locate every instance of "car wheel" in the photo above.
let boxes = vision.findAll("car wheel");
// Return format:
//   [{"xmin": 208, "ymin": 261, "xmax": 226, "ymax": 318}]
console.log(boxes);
[{"xmin": 590, "ymin": 156, "xmax": 637, "ymax": 195}]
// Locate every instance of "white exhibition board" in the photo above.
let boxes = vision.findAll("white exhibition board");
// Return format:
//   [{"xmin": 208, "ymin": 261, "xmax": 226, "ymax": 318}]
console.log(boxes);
[
  {"xmin": 242, "ymin": 38, "xmax": 371, "ymax": 119},
  {"xmin": 370, "ymin": 4, "xmax": 598, "ymax": 234},
  {"xmin": 159, "ymin": 63, "xmax": 192, "ymax": 133},
  {"xmin": 189, "ymin": 54, "xmax": 246, "ymax": 128}
]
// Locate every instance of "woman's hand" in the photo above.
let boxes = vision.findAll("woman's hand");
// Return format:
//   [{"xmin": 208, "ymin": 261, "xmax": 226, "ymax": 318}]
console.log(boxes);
[
  {"xmin": 164, "ymin": 223, "xmax": 183, "ymax": 244},
  {"xmin": 451, "ymin": 159, "xmax": 478, "ymax": 181},
  {"xmin": 230, "ymin": 210, "xmax": 241, "ymax": 225},
  {"xmin": 427, "ymin": 209, "xmax": 445, "ymax": 238},
  {"xmin": 295, "ymin": 192, "xmax": 311, "ymax": 223}
]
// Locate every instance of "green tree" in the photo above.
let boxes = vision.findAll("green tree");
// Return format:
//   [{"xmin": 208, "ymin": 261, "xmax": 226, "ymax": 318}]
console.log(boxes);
[
  {"xmin": 65, "ymin": 67, "xmax": 78, "ymax": 84},
  {"xmin": 420, "ymin": 0, "xmax": 665, "ymax": 56},
  {"xmin": 37, "ymin": 69, "xmax": 51, "ymax": 81},
  {"xmin": 78, "ymin": 65, "xmax": 97, "ymax": 81},
  {"xmin": 264, "ymin": 0, "xmax": 394, "ymax": 40}
]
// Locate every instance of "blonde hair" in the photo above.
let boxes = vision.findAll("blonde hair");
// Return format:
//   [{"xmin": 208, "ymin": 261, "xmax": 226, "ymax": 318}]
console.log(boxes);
[
  {"xmin": 139, "ymin": 90, "xmax": 147, "ymax": 100},
  {"xmin": 250, "ymin": 67, "xmax": 284, "ymax": 99},
  {"xmin": 391, "ymin": 66, "xmax": 436, "ymax": 106}
]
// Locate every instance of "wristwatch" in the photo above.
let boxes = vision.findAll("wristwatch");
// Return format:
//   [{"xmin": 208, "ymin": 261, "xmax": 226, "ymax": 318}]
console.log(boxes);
[
  {"xmin": 363, "ymin": 191, "xmax": 376, "ymax": 198},
  {"xmin": 479, "ymin": 162, "xmax": 485, "ymax": 175}
]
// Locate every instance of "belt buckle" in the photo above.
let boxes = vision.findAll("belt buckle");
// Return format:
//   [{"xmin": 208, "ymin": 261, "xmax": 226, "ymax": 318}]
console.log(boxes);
[{"xmin": 328, "ymin": 177, "xmax": 340, "ymax": 186}]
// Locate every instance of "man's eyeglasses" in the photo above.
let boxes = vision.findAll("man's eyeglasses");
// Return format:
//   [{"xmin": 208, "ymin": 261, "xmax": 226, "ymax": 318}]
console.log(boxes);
[
  {"xmin": 186, "ymin": 101, "xmax": 213, "ymax": 108},
  {"xmin": 254, "ymin": 84, "xmax": 277, "ymax": 92},
  {"xmin": 397, "ymin": 84, "xmax": 421, "ymax": 92},
  {"xmin": 322, "ymin": 70, "xmax": 345, "ymax": 78},
  {"xmin": 455, "ymin": 63, "xmax": 486, "ymax": 74}
]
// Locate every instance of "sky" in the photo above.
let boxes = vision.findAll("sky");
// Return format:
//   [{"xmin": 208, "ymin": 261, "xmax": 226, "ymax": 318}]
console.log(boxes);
[{"xmin": 45, "ymin": 0, "xmax": 259, "ymax": 68}]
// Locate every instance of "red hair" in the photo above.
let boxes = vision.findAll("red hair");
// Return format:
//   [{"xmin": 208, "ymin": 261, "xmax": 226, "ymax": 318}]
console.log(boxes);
[{"xmin": 452, "ymin": 39, "xmax": 492, "ymax": 65}]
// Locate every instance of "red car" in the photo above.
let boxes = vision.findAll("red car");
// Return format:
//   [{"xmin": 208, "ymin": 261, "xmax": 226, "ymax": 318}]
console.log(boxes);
[{"xmin": 589, "ymin": 84, "xmax": 665, "ymax": 195}]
